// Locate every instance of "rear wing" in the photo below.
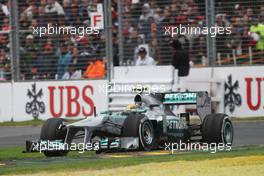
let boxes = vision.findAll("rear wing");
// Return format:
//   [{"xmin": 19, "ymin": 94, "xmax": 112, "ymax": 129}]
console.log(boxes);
[
  {"xmin": 163, "ymin": 92, "xmax": 198, "ymax": 105},
  {"xmin": 160, "ymin": 92, "xmax": 212, "ymax": 121}
]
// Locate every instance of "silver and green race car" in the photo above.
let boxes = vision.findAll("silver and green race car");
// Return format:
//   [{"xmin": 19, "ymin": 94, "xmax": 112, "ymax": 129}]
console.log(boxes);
[{"xmin": 26, "ymin": 91, "xmax": 234, "ymax": 157}]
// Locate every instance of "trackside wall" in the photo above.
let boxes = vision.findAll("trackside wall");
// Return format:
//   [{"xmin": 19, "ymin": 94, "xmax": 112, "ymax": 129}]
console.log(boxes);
[{"xmin": 0, "ymin": 66, "xmax": 264, "ymax": 122}]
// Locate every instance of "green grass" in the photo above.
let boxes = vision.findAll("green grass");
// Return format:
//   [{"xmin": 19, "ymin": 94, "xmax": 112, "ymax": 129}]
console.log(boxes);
[
  {"xmin": 0, "ymin": 119, "xmax": 44, "ymax": 127},
  {"xmin": 0, "ymin": 119, "xmax": 80, "ymax": 127},
  {"xmin": 231, "ymin": 116, "xmax": 264, "ymax": 122},
  {"xmin": 0, "ymin": 146, "xmax": 95, "ymax": 161},
  {"xmin": 0, "ymin": 146, "xmax": 263, "ymax": 175}
]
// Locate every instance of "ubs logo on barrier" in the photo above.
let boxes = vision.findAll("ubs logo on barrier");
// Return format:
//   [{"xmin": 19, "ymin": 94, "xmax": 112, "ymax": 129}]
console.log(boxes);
[
  {"xmin": 224, "ymin": 75, "xmax": 242, "ymax": 113},
  {"xmin": 48, "ymin": 85, "xmax": 95, "ymax": 118},
  {"xmin": 25, "ymin": 83, "xmax": 45, "ymax": 119}
]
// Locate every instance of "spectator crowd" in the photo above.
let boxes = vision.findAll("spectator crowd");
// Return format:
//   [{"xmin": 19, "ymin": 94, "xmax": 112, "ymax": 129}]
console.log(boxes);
[
  {"xmin": 1, "ymin": 0, "xmax": 264, "ymax": 81},
  {"xmin": 122, "ymin": 0, "xmax": 264, "ymax": 66}
]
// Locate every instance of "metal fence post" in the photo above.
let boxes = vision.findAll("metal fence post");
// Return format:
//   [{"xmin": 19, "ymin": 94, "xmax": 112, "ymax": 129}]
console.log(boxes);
[
  {"xmin": 104, "ymin": 0, "xmax": 113, "ymax": 81},
  {"xmin": 9, "ymin": 0, "xmax": 20, "ymax": 81},
  {"xmin": 117, "ymin": 0, "xmax": 124, "ymax": 66},
  {"xmin": 206, "ymin": 0, "xmax": 216, "ymax": 67}
]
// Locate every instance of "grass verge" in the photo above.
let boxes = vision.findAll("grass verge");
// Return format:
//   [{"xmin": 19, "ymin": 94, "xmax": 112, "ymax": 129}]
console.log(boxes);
[
  {"xmin": 0, "ymin": 119, "xmax": 81, "ymax": 127},
  {"xmin": 17, "ymin": 155, "xmax": 264, "ymax": 176},
  {"xmin": 0, "ymin": 120, "xmax": 44, "ymax": 127},
  {"xmin": 231, "ymin": 116, "xmax": 264, "ymax": 122},
  {"xmin": 0, "ymin": 146, "xmax": 263, "ymax": 175}
]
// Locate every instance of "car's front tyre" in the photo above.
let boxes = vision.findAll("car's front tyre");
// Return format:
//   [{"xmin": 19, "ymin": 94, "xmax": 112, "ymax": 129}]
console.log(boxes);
[
  {"xmin": 40, "ymin": 118, "xmax": 68, "ymax": 157},
  {"xmin": 122, "ymin": 113, "xmax": 156, "ymax": 151}
]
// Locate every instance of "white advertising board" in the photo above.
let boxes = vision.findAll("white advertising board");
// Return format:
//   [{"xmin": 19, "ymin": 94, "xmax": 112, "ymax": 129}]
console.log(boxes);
[
  {"xmin": 214, "ymin": 66, "xmax": 264, "ymax": 117},
  {"xmin": 0, "ymin": 83, "xmax": 12, "ymax": 122},
  {"xmin": 11, "ymin": 80, "xmax": 108, "ymax": 121},
  {"xmin": 1, "ymin": 66, "xmax": 264, "ymax": 122},
  {"xmin": 186, "ymin": 66, "xmax": 264, "ymax": 117}
]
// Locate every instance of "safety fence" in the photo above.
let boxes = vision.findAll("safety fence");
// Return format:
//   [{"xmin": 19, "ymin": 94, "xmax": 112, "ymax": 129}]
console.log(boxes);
[{"xmin": 1, "ymin": 0, "xmax": 264, "ymax": 82}]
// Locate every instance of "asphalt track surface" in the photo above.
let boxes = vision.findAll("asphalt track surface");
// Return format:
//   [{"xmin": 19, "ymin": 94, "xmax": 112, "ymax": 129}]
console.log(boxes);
[{"xmin": 0, "ymin": 121, "xmax": 263, "ymax": 147}]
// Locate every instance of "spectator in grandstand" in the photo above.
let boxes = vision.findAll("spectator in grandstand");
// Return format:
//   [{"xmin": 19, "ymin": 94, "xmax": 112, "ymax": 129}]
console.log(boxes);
[
  {"xmin": 259, "ymin": 6, "xmax": 264, "ymax": 20},
  {"xmin": 158, "ymin": 35, "xmax": 173, "ymax": 65},
  {"xmin": 22, "ymin": 0, "xmax": 38, "ymax": 22},
  {"xmin": 0, "ymin": 0, "xmax": 9, "ymax": 28},
  {"xmin": 19, "ymin": 34, "xmax": 40, "ymax": 79},
  {"xmin": 21, "ymin": 48, "xmax": 38, "ymax": 80},
  {"xmin": 149, "ymin": 35, "xmax": 159, "ymax": 63},
  {"xmin": 77, "ymin": 53, "xmax": 91, "ymax": 73},
  {"xmin": 2, "ymin": 17, "xmax": 11, "ymax": 31},
  {"xmin": 62, "ymin": 63, "xmax": 82, "ymax": 79},
  {"xmin": 139, "ymin": 3, "xmax": 153, "ymax": 21},
  {"xmin": 21, "ymin": 34, "xmax": 39, "ymax": 53},
  {"xmin": 62, "ymin": 0, "xmax": 71, "ymax": 25},
  {"xmin": 37, "ymin": 6, "xmax": 46, "ymax": 27},
  {"xmin": 66, "ymin": 41, "xmax": 75, "ymax": 56},
  {"xmin": 138, "ymin": 3, "xmax": 154, "ymax": 42},
  {"xmin": 215, "ymin": 14, "xmax": 230, "ymax": 28},
  {"xmin": 37, "ymin": 43, "xmax": 57, "ymax": 79},
  {"xmin": 135, "ymin": 47, "xmax": 155, "ymax": 66},
  {"xmin": 45, "ymin": 0, "xmax": 65, "ymax": 15},
  {"xmin": 224, "ymin": 26, "xmax": 243, "ymax": 55},
  {"xmin": 250, "ymin": 18, "xmax": 264, "ymax": 50},
  {"xmin": 246, "ymin": 8, "xmax": 254, "ymax": 21},
  {"xmin": 0, "ymin": 47, "xmax": 10, "ymax": 81},
  {"xmin": 0, "ymin": 17, "xmax": 9, "ymax": 45},
  {"xmin": 0, "ymin": 0, "xmax": 10, "ymax": 21},
  {"xmin": 88, "ymin": 34, "xmax": 104, "ymax": 56},
  {"xmin": 0, "ymin": 0, "xmax": 8, "ymax": 15},
  {"xmin": 57, "ymin": 42, "xmax": 72, "ymax": 79},
  {"xmin": 192, "ymin": 35, "xmax": 207, "ymax": 65},
  {"xmin": 79, "ymin": 0, "xmax": 90, "ymax": 22},
  {"xmin": 85, "ymin": 58, "xmax": 106, "ymax": 79},
  {"xmin": 153, "ymin": 7, "xmax": 163, "ymax": 23},
  {"xmin": 77, "ymin": 37, "xmax": 91, "ymax": 70},
  {"xmin": 69, "ymin": 3, "xmax": 81, "ymax": 26},
  {"xmin": 19, "ymin": 12, "xmax": 31, "ymax": 30},
  {"xmin": 171, "ymin": 39, "xmax": 190, "ymax": 77},
  {"xmin": 71, "ymin": 46, "xmax": 79, "ymax": 65}
]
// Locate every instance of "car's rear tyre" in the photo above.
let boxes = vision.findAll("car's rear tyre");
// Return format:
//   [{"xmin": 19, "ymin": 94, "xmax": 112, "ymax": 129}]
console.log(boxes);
[
  {"xmin": 122, "ymin": 113, "xmax": 155, "ymax": 151},
  {"xmin": 40, "ymin": 118, "xmax": 68, "ymax": 157},
  {"xmin": 202, "ymin": 114, "xmax": 233, "ymax": 144}
]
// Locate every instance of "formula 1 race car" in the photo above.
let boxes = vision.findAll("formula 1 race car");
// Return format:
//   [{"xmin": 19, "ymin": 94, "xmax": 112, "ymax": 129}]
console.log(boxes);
[{"xmin": 26, "ymin": 91, "xmax": 234, "ymax": 157}]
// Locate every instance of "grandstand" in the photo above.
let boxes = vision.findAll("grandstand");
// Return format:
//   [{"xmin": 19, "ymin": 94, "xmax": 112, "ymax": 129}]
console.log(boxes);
[{"xmin": 1, "ymin": 0, "xmax": 264, "ymax": 81}]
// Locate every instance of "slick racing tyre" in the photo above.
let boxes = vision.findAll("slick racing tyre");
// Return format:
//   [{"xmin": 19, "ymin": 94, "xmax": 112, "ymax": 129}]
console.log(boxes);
[
  {"xmin": 202, "ymin": 113, "xmax": 233, "ymax": 144},
  {"xmin": 123, "ymin": 113, "xmax": 155, "ymax": 151},
  {"xmin": 40, "ymin": 118, "xmax": 68, "ymax": 157}
]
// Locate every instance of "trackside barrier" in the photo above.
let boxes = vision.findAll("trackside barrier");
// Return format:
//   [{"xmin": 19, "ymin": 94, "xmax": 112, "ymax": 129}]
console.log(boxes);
[
  {"xmin": 109, "ymin": 66, "xmax": 176, "ymax": 111},
  {"xmin": 0, "ymin": 82, "xmax": 13, "ymax": 122},
  {"xmin": 0, "ymin": 80, "xmax": 108, "ymax": 122},
  {"xmin": 171, "ymin": 68, "xmax": 224, "ymax": 114},
  {"xmin": 2, "ymin": 66, "xmax": 264, "ymax": 122},
  {"xmin": 109, "ymin": 66, "xmax": 224, "ymax": 113}
]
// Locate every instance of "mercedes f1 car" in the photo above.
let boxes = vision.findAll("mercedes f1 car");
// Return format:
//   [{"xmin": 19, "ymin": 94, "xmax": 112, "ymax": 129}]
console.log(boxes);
[{"xmin": 26, "ymin": 91, "xmax": 234, "ymax": 157}]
